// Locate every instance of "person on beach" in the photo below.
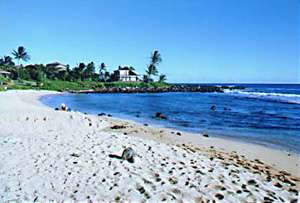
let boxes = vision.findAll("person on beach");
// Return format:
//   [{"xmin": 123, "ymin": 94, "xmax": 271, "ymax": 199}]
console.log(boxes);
[{"xmin": 60, "ymin": 103, "xmax": 67, "ymax": 111}]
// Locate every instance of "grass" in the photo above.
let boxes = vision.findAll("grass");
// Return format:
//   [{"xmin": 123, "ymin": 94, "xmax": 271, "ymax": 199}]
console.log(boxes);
[{"xmin": 1, "ymin": 78, "xmax": 170, "ymax": 92}]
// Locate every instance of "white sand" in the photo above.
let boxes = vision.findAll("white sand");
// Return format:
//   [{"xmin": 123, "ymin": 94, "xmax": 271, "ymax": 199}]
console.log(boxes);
[{"xmin": 0, "ymin": 90, "xmax": 299, "ymax": 202}]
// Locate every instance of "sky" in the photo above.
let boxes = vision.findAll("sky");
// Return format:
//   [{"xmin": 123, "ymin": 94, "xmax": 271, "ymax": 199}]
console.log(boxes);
[{"xmin": 0, "ymin": 0, "xmax": 299, "ymax": 83}]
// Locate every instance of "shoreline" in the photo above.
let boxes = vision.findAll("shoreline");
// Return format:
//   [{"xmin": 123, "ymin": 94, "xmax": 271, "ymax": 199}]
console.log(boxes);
[
  {"xmin": 13, "ymin": 89, "xmax": 300, "ymax": 175},
  {"xmin": 0, "ymin": 90, "xmax": 299, "ymax": 202},
  {"xmin": 26, "ymin": 90, "xmax": 300, "ymax": 176}
]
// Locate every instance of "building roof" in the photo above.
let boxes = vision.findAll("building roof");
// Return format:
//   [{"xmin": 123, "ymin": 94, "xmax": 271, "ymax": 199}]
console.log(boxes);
[
  {"xmin": 46, "ymin": 62, "xmax": 67, "ymax": 71},
  {"xmin": 0, "ymin": 70, "xmax": 11, "ymax": 74},
  {"xmin": 115, "ymin": 69, "xmax": 139, "ymax": 76}
]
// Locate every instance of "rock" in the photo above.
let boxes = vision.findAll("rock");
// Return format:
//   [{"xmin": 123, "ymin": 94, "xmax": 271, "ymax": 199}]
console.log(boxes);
[
  {"xmin": 54, "ymin": 108, "xmax": 59, "ymax": 111},
  {"xmin": 70, "ymin": 153, "xmax": 80, "ymax": 157},
  {"xmin": 121, "ymin": 147, "xmax": 136, "ymax": 163},
  {"xmin": 144, "ymin": 123, "xmax": 148, "ymax": 126},
  {"xmin": 110, "ymin": 125, "xmax": 126, "ymax": 129},
  {"xmin": 203, "ymin": 134, "xmax": 209, "ymax": 137},
  {"xmin": 274, "ymin": 182, "xmax": 282, "ymax": 188},
  {"xmin": 176, "ymin": 132, "xmax": 181, "ymax": 136},
  {"xmin": 98, "ymin": 113, "xmax": 106, "ymax": 116},
  {"xmin": 215, "ymin": 193, "xmax": 224, "ymax": 200},
  {"xmin": 107, "ymin": 114, "xmax": 112, "ymax": 117},
  {"xmin": 247, "ymin": 179, "xmax": 256, "ymax": 185},
  {"xmin": 210, "ymin": 105, "xmax": 216, "ymax": 111},
  {"xmin": 155, "ymin": 112, "xmax": 167, "ymax": 120}
]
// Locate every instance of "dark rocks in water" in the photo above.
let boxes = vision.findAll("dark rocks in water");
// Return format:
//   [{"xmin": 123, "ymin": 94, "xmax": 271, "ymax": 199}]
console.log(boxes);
[
  {"xmin": 110, "ymin": 125, "xmax": 126, "ymax": 129},
  {"xmin": 203, "ymin": 134, "xmax": 209, "ymax": 138},
  {"xmin": 107, "ymin": 114, "xmax": 112, "ymax": 117},
  {"xmin": 121, "ymin": 147, "xmax": 136, "ymax": 163},
  {"xmin": 144, "ymin": 123, "xmax": 148, "ymax": 126},
  {"xmin": 176, "ymin": 132, "xmax": 181, "ymax": 136},
  {"xmin": 155, "ymin": 112, "xmax": 167, "ymax": 120},
  {"xmin": 223, "ymin": 107, "xmax": 231, "ymax": 111},
  {"xmin": 71, "ymin": 84, "xmax": 245, "ymax": 94},
  {"xmin": 98, "ymin": 113, "xmax": 106, "ymax": 116},
  {"xmin": 54, "ymin": 108, "xmax": 59, "ymax": 111},
  {"xmin": 210, "ymin": 105, "xmax": 216, "ymax": 111},
  {"xmin": 135, "ymin": 114, "xmax": 140, "ymax": 118}
]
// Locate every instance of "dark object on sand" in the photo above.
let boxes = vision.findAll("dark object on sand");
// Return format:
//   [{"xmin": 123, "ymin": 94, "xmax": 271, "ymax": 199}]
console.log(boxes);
[
  {"xmin": 155, "ymin": 112, "xmax": 167, "ymax": 120},
  {"xmin": 109, "ymin": 147, "xmax": 136, "ymax": 163},
  {"xmin": 70, "ymin": 153, "xmax": 80, "ymax": 157},
  {"xmin": 55, "ymin": 108, "xmax": 59, "ymax": 111},
  {"xmin": 210, "ymin": 105, "xmax": 216, "ymax": 111},
  {"xmin": 121, "ymin": 147, "xmax": 136, "ymax": 163},
  {"xmin": 110, "ymin": 125, "xmax": 126, "ymax": 129},
  {"xmin": 176, "ymin": 132, "xmax": 182, "ymax": 136},
  {"xmin": 203, "ymin": 134, "xmax": 209, "ymax": 137},
  {"xmin": 98, "ymin": 113, "xmax": 106, "ymax": 116}
]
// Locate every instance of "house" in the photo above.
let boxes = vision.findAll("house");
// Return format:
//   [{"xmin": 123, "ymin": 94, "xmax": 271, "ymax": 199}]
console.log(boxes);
[
  {"xmin": 0, "ymin": 70, "xmax": 11, "ymax": 78},
  {"xmin": 46, "ymin": 62, "xmax": 68, "ymax": 73},
  {"xmin": 112, "ymin": 67, "xmax": 140, "ymax": 82}
]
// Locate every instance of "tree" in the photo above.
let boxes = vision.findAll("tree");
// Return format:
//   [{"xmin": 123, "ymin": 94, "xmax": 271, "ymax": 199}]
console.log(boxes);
[
  {"xmin": 73, "ymin": 63, "xmax": 85, "ymax": 81},
  {"xmin": 84, "ymin": 62, "xmax": 95, "ymax": 81},
  {"xmin": 0, "ymin": 56, "xmax": 15, "ymax": 66},
  {"xmin": 150, "ymin": 50, "xmax": 162, "ymax": 66},
  {"xmin": 145, "ymin": 50, "xmax": 162, "ymax": 82},
  {"xmin": 99, "ymin": 63, "xmax": 107, "ymax": 82},
  {"xmin": 12, "ymin": 46, "xmax": 30, "ymax": 66},
  {"xmin": 158, "ymin": 74, "xmax": 167, "ymax": 83}
]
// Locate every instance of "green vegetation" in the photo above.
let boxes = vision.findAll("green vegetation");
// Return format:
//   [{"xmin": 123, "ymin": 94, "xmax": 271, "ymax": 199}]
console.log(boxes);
[{"xmin": 0, "ymin": 46, "xmax": 169, "ymax": 91}]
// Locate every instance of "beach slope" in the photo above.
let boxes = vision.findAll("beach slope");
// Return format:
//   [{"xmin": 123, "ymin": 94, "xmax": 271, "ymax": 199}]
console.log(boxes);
[{"xmin": 0, "ymin": 90, "xmax": 299, "ymax": 202}]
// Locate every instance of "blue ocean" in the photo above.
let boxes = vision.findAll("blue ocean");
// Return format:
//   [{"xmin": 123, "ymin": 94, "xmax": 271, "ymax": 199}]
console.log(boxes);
[{"xmin": 41, "ymin": 84, "xmax": 300, "ymax": 153}]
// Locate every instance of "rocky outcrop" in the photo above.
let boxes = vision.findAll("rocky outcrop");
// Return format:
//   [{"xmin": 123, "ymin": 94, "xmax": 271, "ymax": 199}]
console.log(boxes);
[{"xmin": 71, "ymin": 85, "xmax": 244, "ymax": 94}]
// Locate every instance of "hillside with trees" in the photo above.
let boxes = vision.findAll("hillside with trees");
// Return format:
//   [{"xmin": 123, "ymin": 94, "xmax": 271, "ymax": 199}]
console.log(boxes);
[{"xmin": 0, "ymin": 47, "xmax": 168, "ymax": 91}]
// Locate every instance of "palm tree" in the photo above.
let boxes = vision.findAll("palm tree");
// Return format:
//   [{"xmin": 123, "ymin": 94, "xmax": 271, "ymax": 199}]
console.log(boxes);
[
  {"xmin": 145, "ymin": 50, "xmax": 162, "ymax": 82},
  {"xmin": 150, "ymin": 50, "xmax": 162, "ymax": 66},
  {"xmin": 158, "ymin": 74, "xmax": 167, "ymax": 83},
  {"xmin": 12, "ymin": 46, "xmax": 30, "ymax": 66},
  {"xmin": 0, "ymin": 56, "xmax": 15, "ymax": 66}
]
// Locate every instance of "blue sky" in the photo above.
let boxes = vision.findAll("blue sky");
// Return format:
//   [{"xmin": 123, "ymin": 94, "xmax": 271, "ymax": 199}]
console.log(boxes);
[{"xmin": 0, "ymin": 0, "xmax": 299, "ymax": 83}]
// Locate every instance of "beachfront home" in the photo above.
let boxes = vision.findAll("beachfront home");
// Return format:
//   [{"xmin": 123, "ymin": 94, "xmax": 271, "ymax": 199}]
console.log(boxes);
[
  {"xmin": 112, "ymin": 66, "xmax": 140, "ymax": 82},
  {"xmin": 46, "ymin": 62, "xmax": 68, "ymax": 73},
  {"xmin": 0, "ymin": 70, "xmax": 11, "ymax": 78}
]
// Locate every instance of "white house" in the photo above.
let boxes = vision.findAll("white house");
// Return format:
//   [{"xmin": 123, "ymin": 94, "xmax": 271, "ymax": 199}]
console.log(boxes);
[
  {"xmin": 46, "ymin": 62, "xmax": 68, "ymax": 73},
  {"xmin": 113, "ymin": 67, "xmax": 140, "ymax": 82}
]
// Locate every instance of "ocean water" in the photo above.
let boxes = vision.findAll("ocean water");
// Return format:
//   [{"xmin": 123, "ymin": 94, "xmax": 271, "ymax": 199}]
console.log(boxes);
[{"xmin": 40, "ymin": 84, "xmax": 300, "ymax": 153}]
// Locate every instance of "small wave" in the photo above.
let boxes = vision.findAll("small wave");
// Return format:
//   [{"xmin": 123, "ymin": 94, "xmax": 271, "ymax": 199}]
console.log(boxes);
[{"xmin": 224, "ymin": 90, "xmax": 300, "ymax": 104}]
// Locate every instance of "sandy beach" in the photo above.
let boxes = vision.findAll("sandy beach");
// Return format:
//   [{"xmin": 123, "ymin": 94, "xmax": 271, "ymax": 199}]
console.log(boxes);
[{"xmin": 0, "ymin": 90, "xmax": 299, "ymax": 202}]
